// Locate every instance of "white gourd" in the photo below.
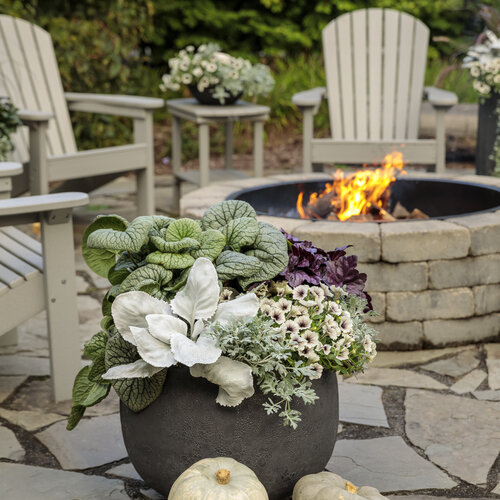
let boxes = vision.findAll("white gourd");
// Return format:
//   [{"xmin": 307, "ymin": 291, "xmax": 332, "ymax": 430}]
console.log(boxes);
[
  {"xmin": 292, "ymin": 472, "xmax": 388, "ymax": 500},
  {"xmin": 168, "ymin": 457, "xmax": 268, "ymax": 500}
]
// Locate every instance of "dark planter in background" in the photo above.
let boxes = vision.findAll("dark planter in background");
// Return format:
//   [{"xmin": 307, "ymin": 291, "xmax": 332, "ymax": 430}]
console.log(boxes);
[
  {"xmin": 189, "ymin": 84, "xmax": 242, "ymax": 105},
  {"xmin": 476, "ymin": 92, "xmax": 499, "ymax": 175},
  {"xmin": 120, "ymin": 366, "xmax": 339, "ymax": 500}
]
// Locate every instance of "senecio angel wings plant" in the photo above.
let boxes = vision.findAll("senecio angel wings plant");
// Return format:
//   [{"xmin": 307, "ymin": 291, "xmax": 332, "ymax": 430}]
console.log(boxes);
[{"xmin": 68, "ymin": 200, "xmax": 378, "ymax": 430}]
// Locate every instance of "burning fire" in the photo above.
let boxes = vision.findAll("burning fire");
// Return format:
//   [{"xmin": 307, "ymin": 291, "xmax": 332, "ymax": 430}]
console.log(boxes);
[{"xmin": 297, "ymin": 152, "xmax": 406, "ymax": 221}]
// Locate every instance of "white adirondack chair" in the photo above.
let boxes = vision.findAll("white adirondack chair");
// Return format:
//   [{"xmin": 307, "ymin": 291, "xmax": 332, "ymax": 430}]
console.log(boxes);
[
  {"xmin": 0, "ymin": 14, "xmax": 163, "ymax": 214},
  {"xmin": 293, "ymin": 8, "xmax": 458, "ymax": 174},
  {"xmin": 0, "ymin": 162, "xmax": 88, "ymax": 401}
]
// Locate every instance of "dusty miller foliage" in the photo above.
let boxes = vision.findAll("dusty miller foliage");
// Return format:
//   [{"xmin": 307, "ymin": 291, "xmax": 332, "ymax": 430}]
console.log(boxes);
[{"xmin": 207, "ymin": 316, "xmax": 318, "ymax": 429}]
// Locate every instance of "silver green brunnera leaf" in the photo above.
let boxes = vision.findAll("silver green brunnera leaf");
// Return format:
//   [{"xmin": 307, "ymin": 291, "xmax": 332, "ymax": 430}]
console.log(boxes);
[
  {"xmin": 105, "ymin": 333, "xmax": 167, "ymax": 412},
  {"xmin": 146, "ymin": 251, "xmax": 195, "ymax": 270},
  {"xmin": 119, "ymin": 264, "xmax": 173, "ymax": 295},
  {"xmin": 215, "ymin": 250, "xmax": 263, "ymax": 281},
  {"xmin": 191, "ymin": 229, "xmax": 226, "ymax": 260},
  {"xmin": 201, "ymin": 200, "xmax": 257, "ymax": 230},
  {"xmin": 239, "ymin": 222, "xmax": 289, "ymax": 289},
  {"xmin": 82, "ymin": 215, "xmax": 128, "ymax": 277},
  {"xmin": 222, "ymin": 217, "xmax": 260, "ymax": 252}
]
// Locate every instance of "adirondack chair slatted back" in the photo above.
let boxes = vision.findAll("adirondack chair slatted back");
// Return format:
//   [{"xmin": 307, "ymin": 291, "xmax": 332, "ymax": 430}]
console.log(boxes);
[
  {"xmin": 0, "ymin": 15, "xmax": 76, "ymax": 163},
  {"xmin": 322, "ymin": 9, "xmax": 429, "ymax": 142}
]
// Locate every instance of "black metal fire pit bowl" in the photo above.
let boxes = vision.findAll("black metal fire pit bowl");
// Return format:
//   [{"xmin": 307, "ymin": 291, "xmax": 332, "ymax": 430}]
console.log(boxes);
[{"xmin": 226, "ymin": 177, "xmax": 500, "ymax": 220}]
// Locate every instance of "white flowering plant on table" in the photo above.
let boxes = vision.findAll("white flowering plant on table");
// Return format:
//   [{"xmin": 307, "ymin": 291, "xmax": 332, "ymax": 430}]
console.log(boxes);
[
  {"xmin": 160, "ymin": 43, "xmax": 274, "ymax": 104},
  {"xmin": 463, "ymin": 30, "xmax": 500, "ymax": 96},
  {"xmin": 67, "ymin": 200, "xmax": 377, "ymax": 430}
]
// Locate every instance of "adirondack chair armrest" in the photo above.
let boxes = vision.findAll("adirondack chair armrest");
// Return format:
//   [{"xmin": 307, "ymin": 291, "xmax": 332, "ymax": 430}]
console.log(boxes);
[
  {"xmin": 424, "ymin": 87, "xmax": 458, "ymax": 110},
  {"xmin": 0, "ymin": 192, "xmax": 89, "ymax": 218},
  {"xmin": 0, "ymin": 162, "xmax": 23, "ymax": 178},
  {"xmin": 292, "ymin": 87, "xmax": 327, "ymax": 114},
  {"xmin": 65, "ymin": 92, "xmax": 164, "ymax": 119},
  {"xmin": 17, "ymin": 109, "xmax": 53, "ymax": 127}
]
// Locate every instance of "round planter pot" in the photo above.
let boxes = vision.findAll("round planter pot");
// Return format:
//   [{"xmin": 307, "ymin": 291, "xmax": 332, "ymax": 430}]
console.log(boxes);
[
  {"xmin": 120, "ymin": 366, "xmax": 339, "ymax": 500},
  {"xmin": 189, "ymin": 84, "xmax": 242, "ymax": 105}
]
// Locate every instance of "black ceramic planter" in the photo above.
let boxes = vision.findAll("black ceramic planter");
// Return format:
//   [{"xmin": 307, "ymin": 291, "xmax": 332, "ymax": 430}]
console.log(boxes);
[
  {"xmin": 476, "ymin": 92, "xmax": 499, "ymax": 175},
  {"xmin": 189, "ymin": 84, "xmax": 242, "ymax": 105},
  {"xmin": 120, "ymin": 366, "xmax": 339, "ymax": 500}
]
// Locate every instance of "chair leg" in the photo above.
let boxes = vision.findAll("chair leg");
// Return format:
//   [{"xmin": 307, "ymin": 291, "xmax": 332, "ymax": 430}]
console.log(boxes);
[
  {"xmin": 301, "ymin": 107, "xmax": 314, "ymax": 174},
  {"xmin": 0, "ymin": 328, "xmax": 18, "ymax": 347},
  {"xmin": 434, "ymin": 107, "xmax": 448, "ymax": 174},
  {"xmin": 41, "ymin": 210, "xmax": 81, "ymax": 402},
  {"xmin": 135, "ymin": 112, "xmax": 155, "ymax": 215}
]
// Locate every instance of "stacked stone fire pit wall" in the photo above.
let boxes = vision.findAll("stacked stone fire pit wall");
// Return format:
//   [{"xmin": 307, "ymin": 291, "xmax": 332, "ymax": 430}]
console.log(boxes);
[{"xmin": 181, "ymin": 173, "xmax": 500, "ymax": 350}]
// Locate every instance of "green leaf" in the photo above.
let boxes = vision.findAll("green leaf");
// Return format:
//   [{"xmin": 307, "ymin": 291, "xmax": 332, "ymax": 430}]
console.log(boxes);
[
  {"xmin": 146, "ymin": 251, "xmax": 195, "ymax": 270},
  {"xmin": 222, "ymin": 217, "xmax": 260, "ymax": 251},
  {"xmin": 215, "ymin": 250, "xmax": 263, "ymax": 281},
  {"xmin": 83, "ymin": 331, "xmax": 108, "ymax": 361},
  {"xmin": 201, "ymin": 200, "xmax": 257, "ymax": 231},
  {"xmin": 87, "ymin": 215, "xmax": 156, "ymax": 254},
  {"xmin": 108, "ymin": 263, "xmax": 131, "ymax": 286},
  {"xmin": 105, "ymin": 333, "xmax": 166, "ymax": 412},
  {"xmin": 82, "ymin": 215, "xmax": 128, "ymax": 277},
  {"xmin": 165, "ymin": 218, "xmax": 202, "ymax": 241},
  {"xmin": 102, "ymin": 285, "xmax": 120, "ymax": 316},
  {"xmin": 239, "ymin": 222, "xmax": 289, "ymax": 289},
  {"xmin": 100, "ymin": 315, "xmax": 114, "ymax": 332},
  {"xmin": 66, "ymin": 404, "xmax": 86, "ymax": 431},
  {"xmin": 72, "ymin": 366, "xmax": 110, "ymax": 407},
  {"xmin": 88, "ymin": 353, "xmax": 107, "ymax": 383},
  {"xmin": 150, "ymin": 235, "xmax": 200, "ymax": 253},
  {"xmin": 119, "ymin": 264, "xmax": 173, "ymax": 294},
  {"xmin": 191, "ymin": 229, "xmax": 226, "ymax": 260}
]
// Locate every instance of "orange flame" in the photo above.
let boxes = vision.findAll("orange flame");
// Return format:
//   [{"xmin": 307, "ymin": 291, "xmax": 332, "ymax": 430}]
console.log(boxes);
[{"xmin": 297, "ymin": 152, "xmax": 406, "ymax": 221}]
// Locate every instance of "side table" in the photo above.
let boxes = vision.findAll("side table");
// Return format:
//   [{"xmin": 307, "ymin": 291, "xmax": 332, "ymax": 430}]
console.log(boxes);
[{"xmin": 166, "ymin": 98, "xmax": 270, "ymax": 209}]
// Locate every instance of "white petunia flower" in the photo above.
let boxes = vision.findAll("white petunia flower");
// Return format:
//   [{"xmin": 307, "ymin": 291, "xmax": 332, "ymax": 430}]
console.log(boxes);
[
  {"xmin": 260, "ymin": 303, "xmax": 273, "ymax": 316},
  {"xmin": 329, "ymin": 301, "xmax": 342, "ymax": 316},
  {"xmin": 336, "ymin": 347, "xmax": 350, "ymax": 361},
  {"xmin": 308, "ymin": 363, "xmax": 324, "ymax": 380},
  {"xmin": 192, "ymin": 67, "xmax": 203, "ymax": 78},
  {"xmin": 270, "ymin": 308, "xmax": 286, "ymax": 324},
  {"xmin": 324, "ymin": 321, "xmax": 342, "ymax": 340},
  {"xmin": 290, "ymin": 332, "xmax": 306, "ymax": 348},
  {"xmin": 103, "ymin": 258, "xmax": 259, "ymax": 378},
  {"xmin": 310, "ymin": 286, "xmax": 325, "ymax": 300},
  {"xmin": 181, "ymin": 73, "xmax": 193, "ymax": 84},
  {"xmin": 300, "ymin": 299, "xmax": 317, "ymax": 308},
  {"xmin": 298, "ymin": 344, "xmax": 320, "ymax": 362},
  {"xmin": 321, "ymin": 344, "xmax": 332, "ymax": 355},
  {"xmin": 276, "ymin": 297, "xmax": 292, "ymax": 313},
  {"xmin": 282, "ymin": 319, "xmax": 300, "ymax": 335},
  {"xmin": 296, "ymin": 314, "xmax": 312, "ymax": 330},
  {"xmin": 291, "ymin": 304, "xmax": 308, "ymax": 317},
  {"xmin": 292, "ymin": 285, "xmax": 309, "ymax": 300},
  {"xmin": 302, "ymin": 329, "xmax": 320, "ymax": 348}
]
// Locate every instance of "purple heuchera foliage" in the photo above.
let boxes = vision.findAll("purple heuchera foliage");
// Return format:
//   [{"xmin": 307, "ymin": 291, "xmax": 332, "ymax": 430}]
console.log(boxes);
[{"xmin": 280, "ymin": 231, "xmax": 372, "ymax": 310}]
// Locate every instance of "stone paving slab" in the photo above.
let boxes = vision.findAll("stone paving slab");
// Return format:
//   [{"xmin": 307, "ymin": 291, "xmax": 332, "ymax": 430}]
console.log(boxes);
[
  {"xmin": 389, "ymin": 497, "xmax": 491, "ymax": 500},
  {"xmin": 345, "ymin": 368, "xmax": 447, "ymax": 390},
  {"xmin": 405, "ymin": 389, "xmax": 500, "ymax": 485},
  {"xmin": 141, "ymin": 488, "xmax": 165, "ymax": 499},
  {"xmin": 450, "ymin": 369, "xmax": 486, "ymax": 394},
  {"xmin": 0, "ymin": 407, "xmax": 64, "ymax": 431},
  {"xmin": 36, "ymin": 414, "xmax": 127, "ymax": 470},
  {"xmin": 371, "ymin": 347, "xmax": 471, "ymax": 368},
  {"xmin": 327, "ymin": 436, "xmax": 456, "ymax": 492},
  {"xmin": 0, "ymin": 462, "xmax": 128, "ymax": 499},
  {"xmin": 0, "ymin": 314, "xmax": 49, "ymax": 358},
  {"xmin": 485, "ymin": 343, "xmax": 500, "ymax": 389},
  {"xmin": 338, "ymin": 383, "xmax": 389, "ymax": 427},
  {"xmin": 493, "ymin": 482, "xmax": 500, "ymax": 495},
  {"xmin": 420, "ymin": 349, "xmax": 480, "ymax": 378},
  {"xmin": 473, "ymin": 389, "xmax": 500, "ymax": 401},
  {"xmin": 106, "ymin": 462, "xmax": 143, "ymax": 481},
  {"xmin": 0, "ymin": 425, "xmax": 25, "ymax": 461},
  {"xmin": 0, "ymin": 375, "xmax": 26, "ymax": 403},
  {"xmin": 0, "ymin": 355, "xmax": 50, "ymax": 376}
]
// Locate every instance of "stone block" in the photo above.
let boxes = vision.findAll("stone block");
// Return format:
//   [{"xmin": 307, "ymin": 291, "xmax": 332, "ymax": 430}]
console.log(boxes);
[
  {"xmin": 429, "ymin": 254, "xmax": 500, "ymax": 289},
  {"xmin": 381, "ymin": 220, "xmax": 470, "ymax": 263},
  {"xmin": 180, "ymin": 185, "xmax": 238, "ymax": 216},
  {"xmin": 367, "ymin": 292, "xmax": 385, "ymax": 323},
  {"xmin": 293, "ymin": 221, "xmax": 381, "ymax": 262},
  {"xmin": 448, "ymin": 211, "xmax": 500, "ymax": 255},
  {"xmin": 359, "ymin": 262, "xmax": 428, "ymax": 292},
  {"xmin": 473, "ymin": 284, "xmax": 500, "ymax": 314},
  {"xmin": 456, "ymin": 174, "xmax": 500, "ymax": 187},
  {"xmin": 423, "ymin": 314, "xmax": 500, "ymax": 347},
  {"xmin": 386, "ymin": 288, "xmax": 474, "ymax": 322},
  {"xmin": 375, "ymin": 321, "xmax": 424, "ymax": 350}
]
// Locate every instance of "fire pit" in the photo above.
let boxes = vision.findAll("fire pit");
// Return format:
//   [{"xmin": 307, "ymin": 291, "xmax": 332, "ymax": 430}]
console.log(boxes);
[{"xmin": 181, "ymin": 171, "xmax": 500, "ymax": 350}]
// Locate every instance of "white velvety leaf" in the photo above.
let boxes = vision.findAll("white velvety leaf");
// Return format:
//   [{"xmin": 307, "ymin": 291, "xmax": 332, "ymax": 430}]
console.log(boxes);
[
  {"xmin": 131, "ymin": 326, "xmax": 177, "ymax": 368},
  {"xmin": 146, "ymin": 313, "xmax": 188, "ymax": 343},
  {"xmin": 102, "ymin": 359, "xmax": 164, "ymax": 379},
  {"xmin": 112, "ymin": 291, "xmax": 171, "ymax": 345},
  {"xmin": 213, "ymin": 293, "xmax": 259, "ymax": 325},
  {"xmin": 170, "ymin": 332, "xmax": 221, "ymax": 367},
  {"xmin": 170, "ymin": 258, "xmax": 219, "ymax": 326},
  {"xmin": 190, "ymin": 356, "xmax": 254, "ymax": 407},
  {"xmin": 191, "ymin": 319, "xmax": 205, "ymax": 341}
]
